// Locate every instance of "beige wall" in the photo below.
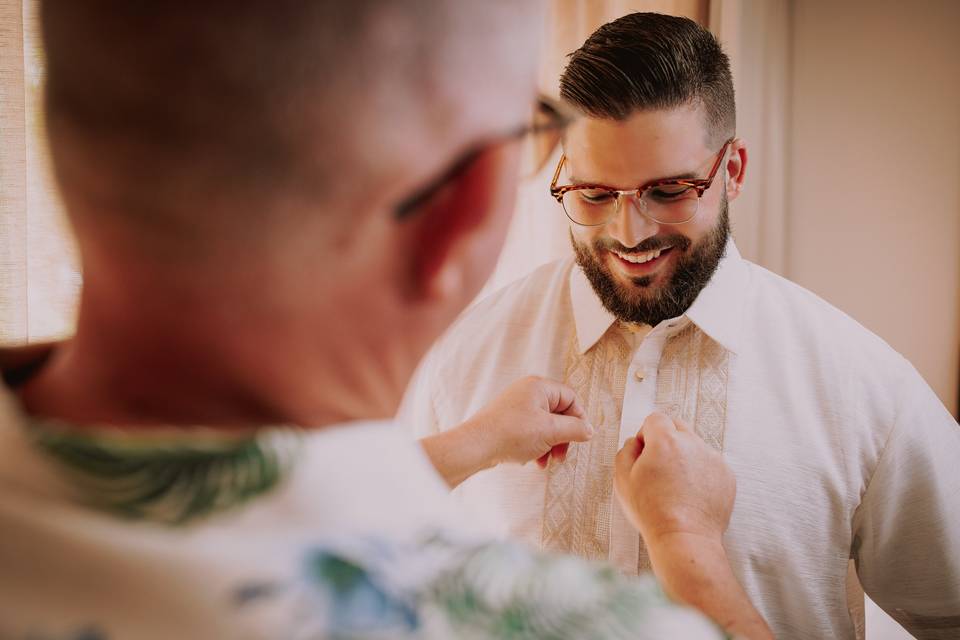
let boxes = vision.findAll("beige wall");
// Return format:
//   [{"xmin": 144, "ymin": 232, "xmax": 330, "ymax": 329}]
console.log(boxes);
[
  {"xmin": 788, "ymin": 0, "xmax": 960, "ymax": 417},
  {"xmin": 781, "ymin": 4, "xmax": 960, "ymax": 636}
]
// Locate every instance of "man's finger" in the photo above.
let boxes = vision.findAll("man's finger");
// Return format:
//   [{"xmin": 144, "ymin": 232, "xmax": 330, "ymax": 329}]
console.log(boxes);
[
  {"xmin": 551, "ymin": 442, "xmax": 569, "ymax": 463},
  {"xmin": 549, "ymin": 414, "xmax": 594, "ymax": 445},
  {"xmin": 640, "ymin": 412, "xmax": 678, "ymax": 438},
  {"xmin": 539, "ymin": 378, "xmax": 586, "ymax": 420},
  {"xmin": 672, "ymin": 416, "xmax": 694, "ymax": 433},
  {"xmin": 614, "ymin": 435, "xmax": 643, "ymax": 480}
]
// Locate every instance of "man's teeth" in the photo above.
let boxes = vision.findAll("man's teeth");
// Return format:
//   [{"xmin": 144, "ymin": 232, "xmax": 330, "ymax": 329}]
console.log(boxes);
[{"xmin": 614, "ymin": 247, "xmax": 670, "ymax": 264}]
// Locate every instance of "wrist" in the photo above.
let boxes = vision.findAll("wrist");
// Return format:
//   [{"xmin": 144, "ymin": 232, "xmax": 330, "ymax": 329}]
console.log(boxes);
[
  {"xmin": 420, "ymin": 418, "xmax": 500, "ymax": 489},
  {"xmin": 644, "ymin": 531, "xmax": 729, "ymax": 600},
  {"xmin": 459, "ymin": 414, "xmax": 502, "ymax": 471},
  {"xmin": 645, "ymin": 532, "xmax": 773, "ymax": 640},
  {"xmin": 645, "ymin": 530, "xmax": 727, "ymax": 560},
  {"xmin": 645, "ymin": 532, "xmax": 740, "ymax": 615}
]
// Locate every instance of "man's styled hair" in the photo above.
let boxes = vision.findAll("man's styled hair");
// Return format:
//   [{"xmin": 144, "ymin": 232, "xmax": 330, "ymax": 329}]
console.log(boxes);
[{"xmin": 559, "ymin": 12, "xmax": 735, "ymax": 146}]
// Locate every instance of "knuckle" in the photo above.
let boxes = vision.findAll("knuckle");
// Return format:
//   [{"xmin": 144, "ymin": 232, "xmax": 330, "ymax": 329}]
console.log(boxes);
[
  {"xmin": 643, "ymin": 417, "xmax": 671, "ymax": 436},
  {"xmin": 646, "ymin": 411, "xmax": 671, "ymax": 426}
]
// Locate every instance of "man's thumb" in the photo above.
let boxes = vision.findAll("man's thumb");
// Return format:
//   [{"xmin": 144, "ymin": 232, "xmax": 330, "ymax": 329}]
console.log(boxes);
[{"xmin": 549, "ymin": 414, "xmax": 594, "ymax": 444}]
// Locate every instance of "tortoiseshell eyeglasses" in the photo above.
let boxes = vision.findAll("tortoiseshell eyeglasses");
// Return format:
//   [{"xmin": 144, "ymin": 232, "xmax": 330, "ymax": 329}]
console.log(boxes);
[{"xmin": 549, "ymin": 138, "xmax": 733, "ymax": 227}]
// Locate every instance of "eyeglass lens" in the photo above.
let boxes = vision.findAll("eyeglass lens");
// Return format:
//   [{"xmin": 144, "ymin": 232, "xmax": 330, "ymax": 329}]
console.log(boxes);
[{"xmin": 560, "ymin": 184, "xmax": 700, "ymax": 226}]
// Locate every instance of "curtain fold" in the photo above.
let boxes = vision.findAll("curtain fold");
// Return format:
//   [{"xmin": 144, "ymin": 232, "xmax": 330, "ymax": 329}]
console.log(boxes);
[
  {"xmin": 0, "ymin": 0, "xmax": 78, "ymax": 345},
  {"xmin": 0, "ymin": 0, "xmax": 28, "ymax": 342}
]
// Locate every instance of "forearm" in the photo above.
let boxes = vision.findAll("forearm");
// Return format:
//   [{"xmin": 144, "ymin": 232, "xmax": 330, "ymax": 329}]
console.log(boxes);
[
  {"xmin": 647, "ymin": 534, "xmax": 773, "ymax": 640},
  {"xmin": 419, "ymin": 420, "xmax": 497, "ymax": 489}
]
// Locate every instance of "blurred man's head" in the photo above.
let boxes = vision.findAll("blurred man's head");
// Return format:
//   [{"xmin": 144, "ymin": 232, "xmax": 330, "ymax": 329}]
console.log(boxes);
[
  {"xmin": 38, "ymin": 1, "xmax": 545, "ymax": 424},
  {"xmin": 555, "ymin": 12, "xmax": 746, "ymax": 327}
]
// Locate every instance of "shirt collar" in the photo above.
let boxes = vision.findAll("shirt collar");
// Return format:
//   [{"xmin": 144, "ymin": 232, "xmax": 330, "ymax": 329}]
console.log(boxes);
[{"xmin": 569, "ymin": 238, "xmax": 747, "ymax": 355}]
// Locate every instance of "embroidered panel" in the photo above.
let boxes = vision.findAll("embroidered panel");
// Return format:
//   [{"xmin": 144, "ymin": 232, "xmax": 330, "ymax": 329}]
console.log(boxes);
[
  {"xmin": 542, "ymin": 325, "xmax": 631, "ymax": 561},
  {"xmin": 542, "ymin": 321, "xmax": 731, "ymax": 577}
]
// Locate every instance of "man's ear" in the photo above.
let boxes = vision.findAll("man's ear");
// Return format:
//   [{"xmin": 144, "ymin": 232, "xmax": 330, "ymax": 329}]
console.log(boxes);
[
  {"xmin": 725, "ymin": 138, "xmax": 748, "ymax": 202},
  {"xmin": 403, "ymin": 144, "xmax": 518, "ymax": 304}
]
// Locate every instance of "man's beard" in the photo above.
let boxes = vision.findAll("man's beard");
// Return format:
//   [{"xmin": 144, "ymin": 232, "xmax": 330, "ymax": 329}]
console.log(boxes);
[{"xmin": 571, "ymin": 199, "xmax": 730, "ymax": 327}]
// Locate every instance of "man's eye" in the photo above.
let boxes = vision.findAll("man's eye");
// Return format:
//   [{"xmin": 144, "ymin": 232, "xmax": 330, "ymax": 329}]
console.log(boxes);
[
  {"xmin": 649, "ymin": 185, "xmax": 694, "ymax": 202},
  {"xmin": 578, "ymin": 190, "xmax": 616, "ymax": 204}
]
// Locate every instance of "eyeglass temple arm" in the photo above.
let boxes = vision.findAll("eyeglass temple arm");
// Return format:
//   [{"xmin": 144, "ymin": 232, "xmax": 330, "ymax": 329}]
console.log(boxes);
[
  {"xmin": 706, "ymin": 139, "xmax": 733, "ymax": 183},
  {"xmin": 686, "ymin": 138, "xmax": 734, "ymax": 196},
  {"xmin": 549, "ymin": 154, "xmax": 566, "ymax": 201}
]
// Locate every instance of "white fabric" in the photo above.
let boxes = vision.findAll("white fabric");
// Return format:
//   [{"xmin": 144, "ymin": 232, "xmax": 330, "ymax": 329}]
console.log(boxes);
[
  {"xmin": 0, "ymin": 390, "xmax": 468, "ymax": 639},
  {"xmin": 401, "ymin": 241, "xmax": 960, "ymax": 640},
  {"xmin": 0, "ymin": 383, "xmax": 721, "ymax": 639}
]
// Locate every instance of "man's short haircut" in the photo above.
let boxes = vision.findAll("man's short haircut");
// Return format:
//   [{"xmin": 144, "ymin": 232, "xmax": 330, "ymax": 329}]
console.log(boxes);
[
  {"xmin": 559, "ymin": 12, "xmax": 735, "ymax": 146},
  {"xmin": 39, "ymin": 1, "xmax": 522, "ymax": 242}
]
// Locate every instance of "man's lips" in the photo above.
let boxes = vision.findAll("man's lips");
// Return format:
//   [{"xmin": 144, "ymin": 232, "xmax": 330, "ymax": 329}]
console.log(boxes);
[{"xmin": 607, "ymin": 246, "xmax": 675, "ymax": 275}]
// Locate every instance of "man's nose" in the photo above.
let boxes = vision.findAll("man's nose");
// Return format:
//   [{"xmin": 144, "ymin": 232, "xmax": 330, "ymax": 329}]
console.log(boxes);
[{"xmin": 607, "ymin": 194, "xmax": 660, "ymax": 249}]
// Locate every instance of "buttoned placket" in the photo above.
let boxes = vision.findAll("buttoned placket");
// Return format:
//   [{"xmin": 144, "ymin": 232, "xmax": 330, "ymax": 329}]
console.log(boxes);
[
  {"xmin": 609, "ymin": 316, "xmax": 692, "ymax": 575},
  {"xmin": 619, "ymin": 318, "xmax": 692, "ymax": 445}
]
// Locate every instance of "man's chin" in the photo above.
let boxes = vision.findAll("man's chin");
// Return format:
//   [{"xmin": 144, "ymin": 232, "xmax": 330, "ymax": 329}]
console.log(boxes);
[
  {"xmin": 613, "ymin": 280, "xmax": 665, "ymax": 305},
  {"xmin": 608, "ymin": 262, "xmax": 668, "ymax": 291}
]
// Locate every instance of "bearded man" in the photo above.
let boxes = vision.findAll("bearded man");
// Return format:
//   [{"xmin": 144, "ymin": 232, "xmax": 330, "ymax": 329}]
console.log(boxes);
[{"xmin": 404, "ymin": 12, "xmax": 960, "ymax": 640}]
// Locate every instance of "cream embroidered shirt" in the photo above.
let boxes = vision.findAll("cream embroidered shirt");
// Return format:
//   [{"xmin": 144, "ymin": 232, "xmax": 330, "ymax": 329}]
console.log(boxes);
[{"xmin": 400, "ymin": 241, "xmax": 960, "ymax": 640}]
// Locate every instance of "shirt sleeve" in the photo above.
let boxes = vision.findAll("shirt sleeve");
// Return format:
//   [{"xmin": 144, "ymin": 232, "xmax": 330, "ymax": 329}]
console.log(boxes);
[
  {"xmin": 396, "ymin": 345, "xmax": 443, "ymax": 440},
  {"xmin": 852, "ymin": 366, "xmax": 960, "ymax": 639}
]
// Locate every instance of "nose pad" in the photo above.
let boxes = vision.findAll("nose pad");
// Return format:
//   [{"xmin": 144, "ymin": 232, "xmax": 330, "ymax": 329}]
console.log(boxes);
[{"xmin": 610, "ymin": 193, "xmax": 659, "ymax": 247}]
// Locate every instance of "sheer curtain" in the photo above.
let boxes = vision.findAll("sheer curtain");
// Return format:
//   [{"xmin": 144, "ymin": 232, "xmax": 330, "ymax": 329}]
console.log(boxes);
[{"xmin": 0, "ymin": 0, "xmax": 79, "ymax": 345}]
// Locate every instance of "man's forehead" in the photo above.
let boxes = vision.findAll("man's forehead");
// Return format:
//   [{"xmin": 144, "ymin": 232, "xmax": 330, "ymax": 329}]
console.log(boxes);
[{"xmin": 562, "ymin": 105, "xmax": 712, "ymax": 187}]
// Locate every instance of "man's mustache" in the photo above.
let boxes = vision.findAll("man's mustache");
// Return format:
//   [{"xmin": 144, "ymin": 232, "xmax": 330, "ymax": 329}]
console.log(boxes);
[{"xmin": 593, "ymin": 234, "xmax": 692, "ymax": 254}]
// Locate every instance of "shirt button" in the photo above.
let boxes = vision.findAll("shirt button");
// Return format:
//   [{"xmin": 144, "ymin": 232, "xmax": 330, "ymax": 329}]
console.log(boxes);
[{"xmin": 634, "ymin": 369, "xmax": 646, "ymax": 382}]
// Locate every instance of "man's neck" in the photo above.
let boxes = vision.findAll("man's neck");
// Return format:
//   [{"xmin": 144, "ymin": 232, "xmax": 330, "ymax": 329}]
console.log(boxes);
[{"xmin": 11, "ymin": 280, "xmax": 411, "ymax": 431}]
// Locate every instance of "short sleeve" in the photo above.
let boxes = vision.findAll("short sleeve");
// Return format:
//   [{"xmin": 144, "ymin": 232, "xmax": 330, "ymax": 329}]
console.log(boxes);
[
  {"xmin": 397, "ymin": 346, "xmax": 443, "ymax": 440},
  {"xmin": 852, "ymin": 366, "xmax": 960, "ymax": 639}
]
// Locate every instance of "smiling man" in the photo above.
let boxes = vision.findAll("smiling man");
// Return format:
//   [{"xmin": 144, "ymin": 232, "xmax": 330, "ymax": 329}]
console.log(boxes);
[
  {"xmin": 404, "ymin": 12, "xmax": 960, "ymax": 640},
  {"xmin": 557, "ymin": 102, "xmax": 734, "ymax": 330}
]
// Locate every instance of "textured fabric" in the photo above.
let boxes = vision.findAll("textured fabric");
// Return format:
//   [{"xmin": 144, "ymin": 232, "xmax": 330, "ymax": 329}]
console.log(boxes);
[
  {"xmin": 0, "ymin": 377, "xmax": 721, "ymax": 640},
  {"xmin": 400, "ymin": 241, "xmax": 960, "ymax": 640}
]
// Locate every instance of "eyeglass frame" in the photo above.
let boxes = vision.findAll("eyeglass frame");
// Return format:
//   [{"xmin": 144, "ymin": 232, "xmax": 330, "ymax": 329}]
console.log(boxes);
[
  {"xmin": 548, "ymin": 137, "xmax": 734, "ymax": 227},
  {"xmin": 394, "ymin": 96, "xmax": 576, "ymax": 219}
]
